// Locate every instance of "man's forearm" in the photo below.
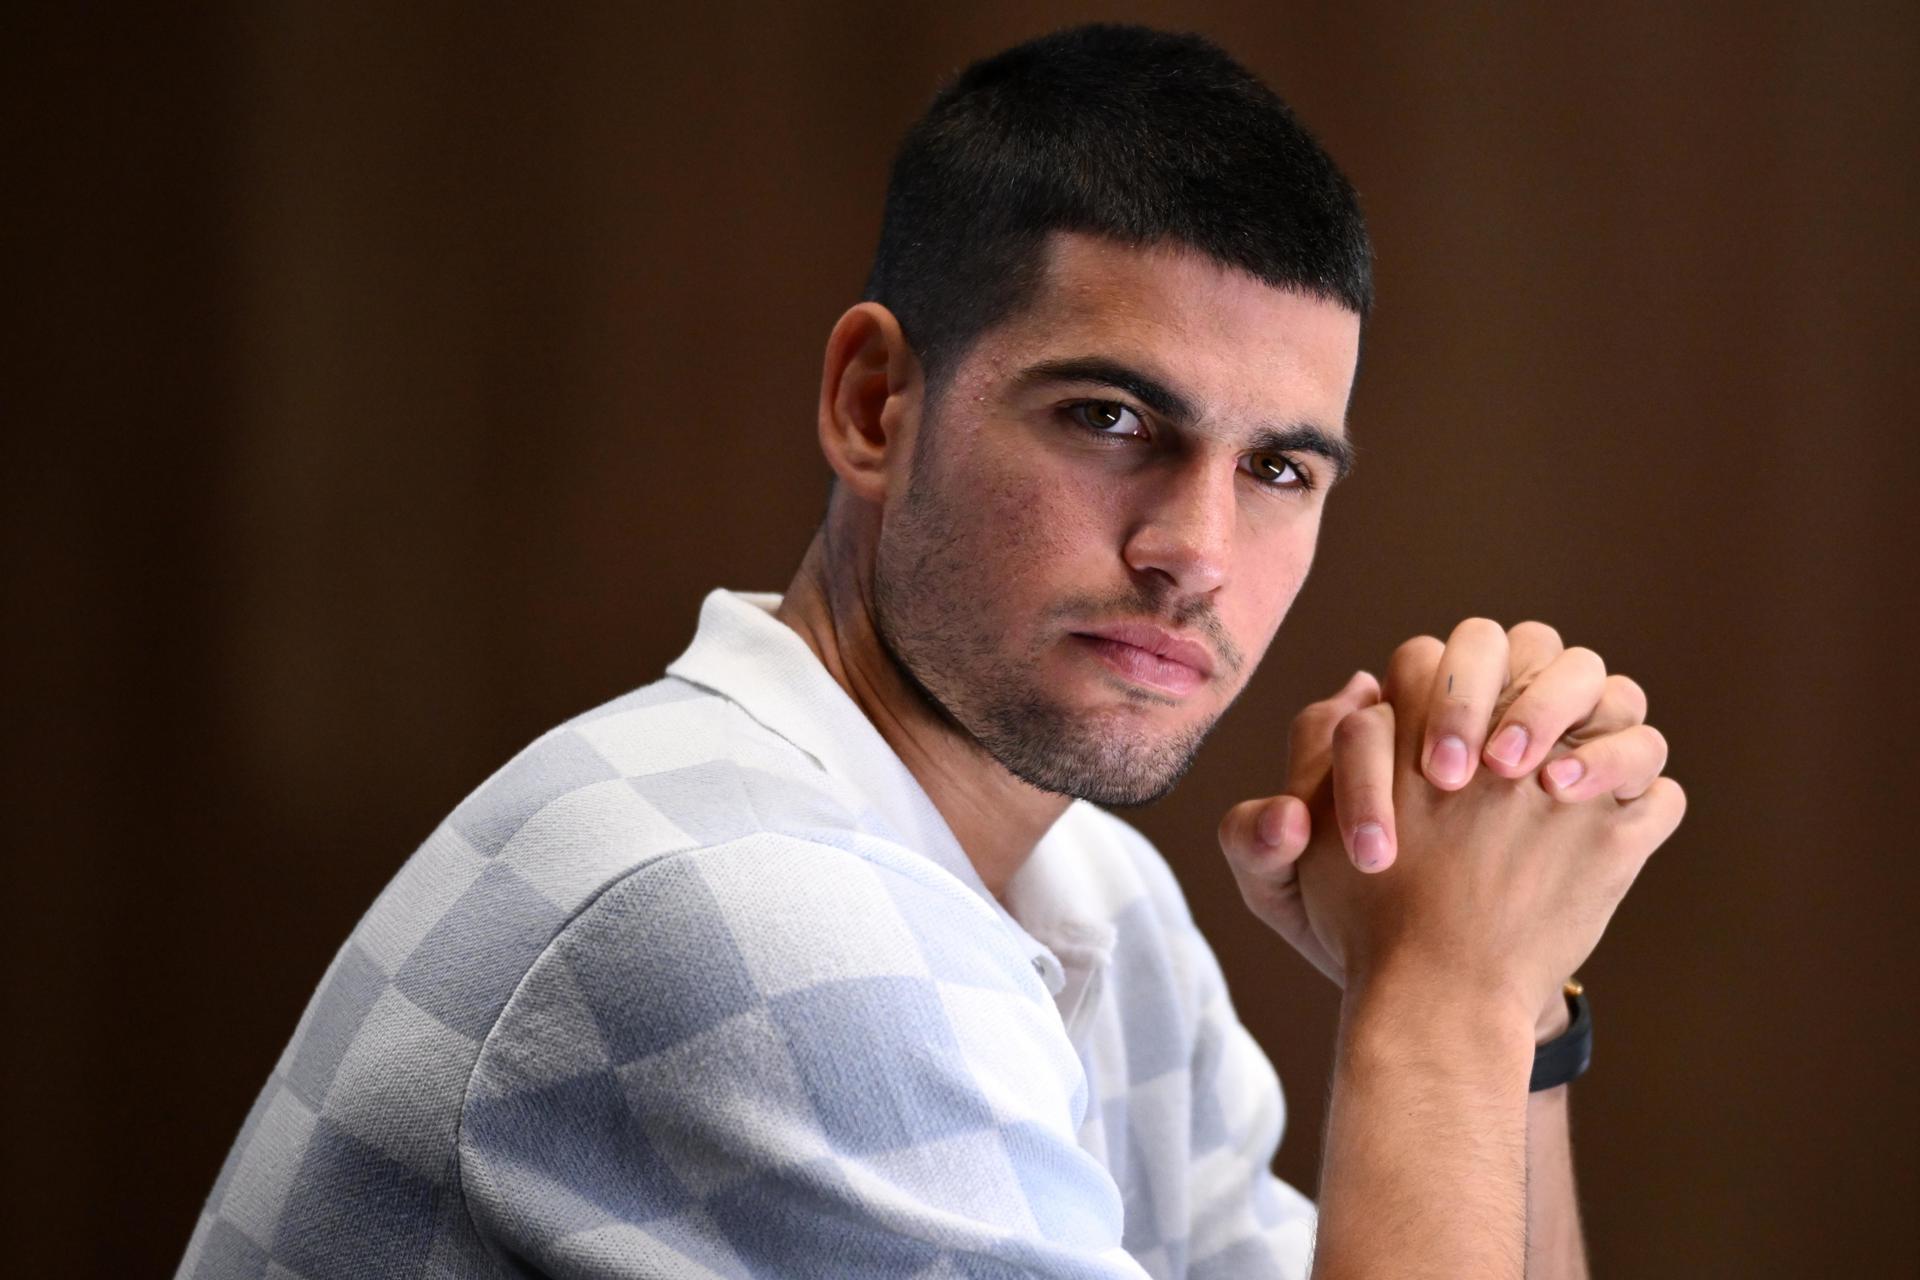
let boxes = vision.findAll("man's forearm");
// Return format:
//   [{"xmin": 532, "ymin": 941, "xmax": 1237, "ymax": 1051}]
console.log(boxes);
[
  {"xmin": 1524, "ymin": 1084, "xmax": 1589, "ymax": 1278},
  {"xmin": 1310, "ymin": 974, "xmax": 1536, "ymax": 1280}
]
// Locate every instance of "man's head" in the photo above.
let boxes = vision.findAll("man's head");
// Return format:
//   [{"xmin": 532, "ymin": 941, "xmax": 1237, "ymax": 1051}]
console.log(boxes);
[
  {"xmin": 814, "ymin": 24, "xmax": 1369, "ymax": 808},
  {"xmin": 865, "ymin": 22, "xmax": 1372, "ymax": 403}
]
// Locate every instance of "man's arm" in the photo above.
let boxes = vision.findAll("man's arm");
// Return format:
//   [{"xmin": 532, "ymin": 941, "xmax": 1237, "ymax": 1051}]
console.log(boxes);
[
  {"xmin": 1313, "ymin": 974, "xmax": 1590, "ymax": 1280},
  {"xmin": 460, "ymin": 832, "xmax": 1155, "ymax": 1279},
  {"xmin": 1314, "ymin": 975, "xmax": 1534, "ymax": 1280},
  {"xmin": 1526, "ymin": 1079, "xmax": 1589, "ymax": 1278},
  {"xmin": 1218, "ymin": 623, "xmax": 1681, "ymax": 1279}
]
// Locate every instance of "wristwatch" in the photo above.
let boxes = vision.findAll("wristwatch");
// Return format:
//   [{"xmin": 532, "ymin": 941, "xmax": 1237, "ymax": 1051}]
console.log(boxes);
[{"xmin": 1529, "ymin": 979, "xmax": 1592, "ymax": 1092}]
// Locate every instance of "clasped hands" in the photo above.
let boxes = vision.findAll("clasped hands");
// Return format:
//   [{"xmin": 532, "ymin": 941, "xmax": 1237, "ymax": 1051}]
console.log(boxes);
[{"xmin": 1218, "ymin": 620, "xmax": 1687, "ymax": 1041}]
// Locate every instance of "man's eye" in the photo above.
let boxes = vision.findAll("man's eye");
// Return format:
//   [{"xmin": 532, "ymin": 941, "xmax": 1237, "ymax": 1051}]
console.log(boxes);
[
  {"xmin": 1248, "ymin": 453, "xmax": 1311, "ymax": 491},
  {"xmin": 1068, "ymin": 401, "xmax": 1145, "ymax": 437}
]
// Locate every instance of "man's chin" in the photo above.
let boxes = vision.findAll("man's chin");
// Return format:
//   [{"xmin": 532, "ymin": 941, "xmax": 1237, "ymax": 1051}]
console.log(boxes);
[{"xmin": 980, "ymin": 720, "xmax": 1206, "ymax": 810}]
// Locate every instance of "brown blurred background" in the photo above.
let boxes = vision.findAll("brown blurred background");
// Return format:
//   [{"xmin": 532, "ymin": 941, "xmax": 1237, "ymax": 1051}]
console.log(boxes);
[{"xmin": 6, "ymin": 2, "xmax": 1916, "ymax": 1275}]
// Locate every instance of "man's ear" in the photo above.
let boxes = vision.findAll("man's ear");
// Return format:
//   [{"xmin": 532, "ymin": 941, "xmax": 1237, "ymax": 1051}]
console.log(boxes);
[{"xmin": 815, "ymin": 302, "xmax": 922, "ymax": 504}]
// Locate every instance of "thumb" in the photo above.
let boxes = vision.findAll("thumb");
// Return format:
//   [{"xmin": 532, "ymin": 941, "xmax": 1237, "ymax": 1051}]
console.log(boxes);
[{"xmin": 1217, "ymin": 794, "xmax": 1312, "ymax": 880}]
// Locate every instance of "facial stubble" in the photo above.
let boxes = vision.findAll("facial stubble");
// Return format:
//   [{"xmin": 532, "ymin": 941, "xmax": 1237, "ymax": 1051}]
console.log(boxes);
[{"xmin": 868, "ymin": 434, "xmax": 1227, "ymax": 809}]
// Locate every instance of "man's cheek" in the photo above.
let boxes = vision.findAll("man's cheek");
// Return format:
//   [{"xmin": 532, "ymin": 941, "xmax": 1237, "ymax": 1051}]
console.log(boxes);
[
  {"xmin": 1269, "ymin": 525, "xmax": 1321, "ymax": 601},
  {"xmin": 1277, "ymin": 565, "xmax": 1313, "ymax": 620},
  {"xmin": 1253, "ymin": 558, "xmax": 1314, "ymax": 643},
  {"xmin": 983, "ymin": 476, "xmax": 1088, "ymax": 564}
]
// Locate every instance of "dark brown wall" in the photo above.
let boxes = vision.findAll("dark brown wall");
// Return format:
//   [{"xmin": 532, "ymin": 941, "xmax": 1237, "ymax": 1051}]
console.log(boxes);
[{"xmin": 7, "ymin": 3, "xmax": 1915, "ymax": 1274}]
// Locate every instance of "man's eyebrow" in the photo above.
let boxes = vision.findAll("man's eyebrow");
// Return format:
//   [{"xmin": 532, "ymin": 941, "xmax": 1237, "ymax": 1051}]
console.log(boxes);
[
  {"xmin": 1016, "ymin": 356, "xmax": 1198, "ymax": 422},
  {"xmin": 1246, "ymin": 424, "xmax": 1356, "ymax": 484},
  {"xmin": 1013, "ymin": 354, "xmax": 1357, "ymax": 484}
]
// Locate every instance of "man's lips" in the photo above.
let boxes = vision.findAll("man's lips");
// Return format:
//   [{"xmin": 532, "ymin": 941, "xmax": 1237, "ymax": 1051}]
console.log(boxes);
[{"xmin": 1070, "ymin": 622, "xmax": 1216, "ymax": 694}]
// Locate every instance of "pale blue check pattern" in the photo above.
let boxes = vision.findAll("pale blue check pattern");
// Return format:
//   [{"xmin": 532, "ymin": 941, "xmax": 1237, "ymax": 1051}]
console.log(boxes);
[{"xmin": 177, "ymin": 589, "xmax": 1315, "ymax": 1278}]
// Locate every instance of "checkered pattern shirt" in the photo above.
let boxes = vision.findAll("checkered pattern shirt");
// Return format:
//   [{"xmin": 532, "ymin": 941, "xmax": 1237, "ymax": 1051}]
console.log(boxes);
[{"xmin": 178, "ymin": 588, "xmax": 1316, "ymax": 1279}]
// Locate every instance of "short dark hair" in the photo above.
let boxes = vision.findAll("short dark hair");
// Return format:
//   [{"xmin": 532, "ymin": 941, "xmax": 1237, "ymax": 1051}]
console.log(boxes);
[{"xmin": 864, "ymin": 23, "xmax": 1373, "ymax": 399}]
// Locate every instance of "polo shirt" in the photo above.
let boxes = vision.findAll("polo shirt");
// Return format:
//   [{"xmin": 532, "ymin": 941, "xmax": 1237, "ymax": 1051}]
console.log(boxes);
[{"xmin": 177, "ymin": 587, "xmax": 1316, "ymax": 1279}]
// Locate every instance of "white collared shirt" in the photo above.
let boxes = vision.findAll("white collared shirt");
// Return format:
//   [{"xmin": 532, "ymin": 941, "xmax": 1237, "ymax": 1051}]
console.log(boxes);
[{"xmin": 178, "ymin": 587, "xmax": 1315, "ymax": 1280}]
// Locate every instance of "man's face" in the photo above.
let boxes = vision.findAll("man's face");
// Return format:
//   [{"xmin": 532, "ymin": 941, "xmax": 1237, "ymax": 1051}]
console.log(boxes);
[{"xmin": 870, "ymin": 231, "xmax": 1362, "ymax": 806}]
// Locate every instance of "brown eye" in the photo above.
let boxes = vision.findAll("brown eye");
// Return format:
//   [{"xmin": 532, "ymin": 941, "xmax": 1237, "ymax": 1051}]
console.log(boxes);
[
  {"xmin": 1250, "ymin": 454, "xmax": 1306, "ymax": 489},
  {"xmin": 1071, "ymin": 401, "xmax": 1143, "ymax": 436}
]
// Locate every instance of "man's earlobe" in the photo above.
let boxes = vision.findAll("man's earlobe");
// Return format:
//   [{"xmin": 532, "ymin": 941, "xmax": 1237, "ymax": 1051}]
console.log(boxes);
[{"xmin": 815, "ymin": 302, "xmax": 920, "ymax": 504}]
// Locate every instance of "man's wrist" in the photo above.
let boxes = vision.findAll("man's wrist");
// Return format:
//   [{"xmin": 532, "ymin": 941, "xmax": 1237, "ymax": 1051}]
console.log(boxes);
[
  {"xmin": 1534, "ymin": 988, "xmax": 1574, "ymax": 1043},
  {"xmin": 1343, "ymin": 959, "xmax": 1574, "ymax": 1044},
  {"xmin": 1339, "ymin": 969, "xmax": 1537, "ymax": 1092}
]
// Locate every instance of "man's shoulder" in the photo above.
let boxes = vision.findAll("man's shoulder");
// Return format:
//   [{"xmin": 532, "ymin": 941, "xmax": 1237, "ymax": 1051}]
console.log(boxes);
[
  {"xmin": 477, "ymin": 825, "xmax": 1046, "ymax": 1081},
  {"xmin": 192, "ymin": 691, "xmax": 1052, "ymax": 1278},
  {"xmin": 458, "ymin": 828, "xmax": 1080, "ymax": 1199},
  {"xmin": 442, "ymin": 674, "xmax": 866, "ymax": 871},
  {"xmin": 457, "ymin": 826, "xmax": 1105, "ymax": 1268},
  {"xmin": 328, "ymin": 671, "xmax": 926, "ymax": 1075}
]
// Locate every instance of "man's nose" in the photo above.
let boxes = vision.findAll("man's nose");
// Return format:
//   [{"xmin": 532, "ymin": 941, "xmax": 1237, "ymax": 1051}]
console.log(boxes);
[{"xmin": 1120, "ymin": 457, "xmax": 1233, "ymax": 595}]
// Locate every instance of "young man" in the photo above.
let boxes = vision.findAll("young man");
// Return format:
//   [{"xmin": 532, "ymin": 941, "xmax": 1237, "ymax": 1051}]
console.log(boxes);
[{"xmin": 179, "ymin": 24, "xmax": 1682, "ymax": 1280}]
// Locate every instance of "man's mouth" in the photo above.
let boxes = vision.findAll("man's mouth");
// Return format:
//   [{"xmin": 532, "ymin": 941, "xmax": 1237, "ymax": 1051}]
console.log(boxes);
[{"xmin": 1070, "ymin": 622, "xmax": 1214, "ymax": 696}]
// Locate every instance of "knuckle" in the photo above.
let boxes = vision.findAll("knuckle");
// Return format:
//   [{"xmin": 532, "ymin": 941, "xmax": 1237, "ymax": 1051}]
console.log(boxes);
[
  {"xmin": 1385, "ymin": 637, "xmax": 1443, "ymax": 702},
  {"xmin": 1641, "ymin": 723, "xmax": 1670, "ymax": 763},
  {"xmin": 1391, "ymin": 634, "xmax": 1443, "ymax": 667},
  {"xmin": 1617, "ymin": 777, "xmax": 1687, "ymax": 850},
  {"xmin": 1605, "ymin": 673, "xmax": 1649, "ymax": 720},
  {"xmin": 1562, "ymin": 645, "xmax": 1608, "ymax": 680},
  {"xmin": 1507, "ymin": 619, "xmax": 1564, "ymax": 651},
  {"xmin": 1584, "ymin": 733, "xmax": 1624, "ymax": 771},
  {"xmin": 1657, "ymin": 775, "xmax": 1688, "ymax": 822},
  {"xmin": 1217, "ymin": 797, "xmax": 1268, "ymax": 851},
  {"xmin": 1497, "ymin": 677, "xmax": 1543, "ymax": 717},
  {"xmin": 1290, "ymin": 700, "xmax": 1340, "ymax": 744},
  {"xmin": 1215, "ymin": 812, "xmax": 1249, "ymax": 855},
  {"xmin": 1450, "ymin": 615, "xmax": 1506, "ymax": 645},
  {"xmin": 1331, "ymin": 709, "xmax": 1376, "ymax": 750},
  {"xmin": 1215, "ymin": 805, "xmax": 1243, "ymax": 848},
  {"xmin": 1603, "ymin": 729, "xmax": 1656, "ymax": 780}
]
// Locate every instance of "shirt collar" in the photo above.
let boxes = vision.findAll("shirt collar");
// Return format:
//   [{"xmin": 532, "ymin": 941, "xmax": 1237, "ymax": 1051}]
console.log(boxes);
[{"xmin": 665, "ymin": 588, "xmax": 1099, "ymax": 992}]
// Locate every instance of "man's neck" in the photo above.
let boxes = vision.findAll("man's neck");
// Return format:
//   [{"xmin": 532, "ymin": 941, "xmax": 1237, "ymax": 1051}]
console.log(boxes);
[{"xmin": 773, "ymin": 529, "xmax": 1070, "ymax": 901}]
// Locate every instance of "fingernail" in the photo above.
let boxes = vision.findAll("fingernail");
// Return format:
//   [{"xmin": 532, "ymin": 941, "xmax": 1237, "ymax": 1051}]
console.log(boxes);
[
  {"xmin": 1547, "ymin": 758, "xmax": 1586, "ymax": 791},
  {"xmin": 1353, "ymin": 823, "xmax": 1390, "ymax": 869},
  {"xmin": 1256, "ymin": 801, "xmax": 1287, "ymax": 847},
  {"xmin": 1487, "ymin": 724, "xmax": 1529, "ymax": 767},
  {"xmin": 1429, "ymin": 736, "xmax": 1469, "ymax": 786}
]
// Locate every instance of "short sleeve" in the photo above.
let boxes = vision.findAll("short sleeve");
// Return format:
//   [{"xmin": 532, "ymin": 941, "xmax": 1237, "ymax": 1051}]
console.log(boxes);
[{"xmin": 457, "ymin": 831, "xmax": 1156, "ymax": 1279}]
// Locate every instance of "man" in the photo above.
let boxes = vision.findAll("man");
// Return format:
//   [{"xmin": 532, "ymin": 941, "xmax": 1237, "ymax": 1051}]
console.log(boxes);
[{"xmin": 179, "ymin": 23, "xmax": 1682, "ymax": 1280}]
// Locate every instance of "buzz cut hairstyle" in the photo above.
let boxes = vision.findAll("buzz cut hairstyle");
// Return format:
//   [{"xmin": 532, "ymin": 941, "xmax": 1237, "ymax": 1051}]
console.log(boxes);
[{"xmin": 863, "ymin": 22, "xmax": 1375, "ymax": 403}]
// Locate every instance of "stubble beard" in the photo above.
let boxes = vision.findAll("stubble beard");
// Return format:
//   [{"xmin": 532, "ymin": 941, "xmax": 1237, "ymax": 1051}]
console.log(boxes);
[{"xmin": 868, "ymin": 452, "xmax": 1220, "ymax": 810}]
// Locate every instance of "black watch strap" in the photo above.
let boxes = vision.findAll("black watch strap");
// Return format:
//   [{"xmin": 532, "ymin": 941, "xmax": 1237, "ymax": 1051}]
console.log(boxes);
[{"xmin": 1529, "ymin": 982, "xmax": 1592, "ymax": 1092}]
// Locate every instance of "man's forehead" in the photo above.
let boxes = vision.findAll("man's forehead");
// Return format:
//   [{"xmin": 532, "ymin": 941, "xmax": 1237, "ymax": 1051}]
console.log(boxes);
[
  {"xmin": 1028, "ymin": 232, "xmax": 1245, "ymax": 321},
  {"xmin": 981, "ymin": 230, "xmax": 1362, "ymax": 429}
]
